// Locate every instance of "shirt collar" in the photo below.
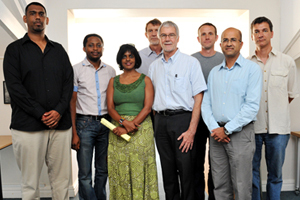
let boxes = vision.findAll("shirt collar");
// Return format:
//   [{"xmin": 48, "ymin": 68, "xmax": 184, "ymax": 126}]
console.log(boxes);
[
  {"xmin": 161, "ymin": 48, "xmax": 180, "ymax": 63},
  {"xmin": 146, "ymin": 46, "xmax": 163, "ymax": 57},
  {"xmin": 82, "ymin": 57, "xmax": 106, "ymax": 69},
  {"xmin": 219, "ymin": 54, "xmax": 243, "ymax": 71},
  {"xmin": 250, "ymin": 47, "xmax": 278, "ymax": 60},
  {"xmin": 21, "ymin": 33, "xmax": 54, "ymax": 47}
]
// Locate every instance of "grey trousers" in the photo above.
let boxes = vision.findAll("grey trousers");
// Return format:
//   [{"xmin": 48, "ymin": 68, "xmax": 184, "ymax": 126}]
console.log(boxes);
[{"xmin": 210, "ymin": 123, "xmax": 255, "ymax": 200}]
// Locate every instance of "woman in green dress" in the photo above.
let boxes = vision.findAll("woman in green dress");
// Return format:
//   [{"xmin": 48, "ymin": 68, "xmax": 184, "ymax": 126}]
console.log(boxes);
[{"xmin": 106, "ymin": 44, "xmax": 159, "ymax": 200}]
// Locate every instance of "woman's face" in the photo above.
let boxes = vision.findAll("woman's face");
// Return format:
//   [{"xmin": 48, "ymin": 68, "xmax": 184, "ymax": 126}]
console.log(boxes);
[{"xmin": 121, "ymin": 51, "xmax": 135, "ymax": 70}]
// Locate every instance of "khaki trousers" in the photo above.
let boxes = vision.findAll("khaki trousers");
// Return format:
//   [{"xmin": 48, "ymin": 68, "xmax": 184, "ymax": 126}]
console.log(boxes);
[{"xmin": 11, "ymin": 128, "xmax": 72, "ymax": 200}]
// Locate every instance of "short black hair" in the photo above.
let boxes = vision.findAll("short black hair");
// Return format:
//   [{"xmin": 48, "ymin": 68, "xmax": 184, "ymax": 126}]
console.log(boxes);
[
  {"xmin": 198, "ymin": 22, "xmax": 217, "ymax": 35},
  {"xmin": 83, "ymin": 34, "xmax": 104, "ymax": 47},
  {"xmin": 251, "ymin": 16, "xmax": 273, "ymax": 32},
  {"xmin": 116, "ymin": 44, "xmax": 142, "ymax": 70},
  {"xmin": 25, "ymin": 2, "xmax": 47, "ymax": 15},
  {"xmin": 145, "ymin": 18, "xmax": 162, "ymax": 32}
]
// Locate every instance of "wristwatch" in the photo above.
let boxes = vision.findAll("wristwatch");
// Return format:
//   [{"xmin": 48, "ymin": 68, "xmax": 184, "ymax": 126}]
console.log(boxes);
[{"xmin": 224, "ymin": 127, "xmax": 230, "ymax": 135}]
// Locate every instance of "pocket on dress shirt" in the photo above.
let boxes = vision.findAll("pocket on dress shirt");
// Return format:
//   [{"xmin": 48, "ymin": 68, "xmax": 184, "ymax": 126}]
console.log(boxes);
[
  {"xmin": 269, "ymin": 69, "xmax": 288, "ymax": 89},
  {"xmin": 173, "ymin": 76, "xmax": 187, "ymax": 92},
  {"xmin": 231, "ymin": 79, "xmax": 246, "ymax": 95}
]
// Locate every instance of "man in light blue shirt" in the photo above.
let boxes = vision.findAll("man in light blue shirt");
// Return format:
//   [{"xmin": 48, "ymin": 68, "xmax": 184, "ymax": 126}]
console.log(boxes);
[
  {"xmin": 148, "ymin": 21, "xmax": 207, "ymax": 200},
  {"xmin": 201, "ymin": 28, "xmax": 262, "ymax": 200},
  {"xmin": 138, "ymin": 18, "xmax": 163, "ymax": 75}
]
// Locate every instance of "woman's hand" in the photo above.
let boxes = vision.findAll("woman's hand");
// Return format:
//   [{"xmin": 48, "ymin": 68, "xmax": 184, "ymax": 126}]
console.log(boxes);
[
  {"xmin": 122, "ymin": 120, "xmax": 140, "ymax": 133},
  {"xmin": 113, "ymin": 127, "xmax": 128, "ymax": 136}
]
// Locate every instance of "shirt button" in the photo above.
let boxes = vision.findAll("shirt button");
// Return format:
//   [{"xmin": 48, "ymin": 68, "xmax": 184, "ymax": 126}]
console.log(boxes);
[
  {"xmin": 265, "ymin": 80, "xmax": 267, "ymax": 82},
  {"xmin": 266, "ymin": 110, "xmax": 268, "ymax": 113},
  {"xmin": 264, "ymin": 70, "xmax": 266, "ymax": 72},
  {"xmin": 265, "ymin": 90, "xmax": 267, "ymax": 92}
]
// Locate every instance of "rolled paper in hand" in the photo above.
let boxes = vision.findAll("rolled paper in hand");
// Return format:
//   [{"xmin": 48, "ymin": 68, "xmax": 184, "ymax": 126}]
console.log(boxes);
[{"xmin": 100, "ymin": 118, "xmax": 131, "ymax": 142}]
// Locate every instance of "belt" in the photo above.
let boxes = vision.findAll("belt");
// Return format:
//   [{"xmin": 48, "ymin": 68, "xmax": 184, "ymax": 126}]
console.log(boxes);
[
  {"xmin": 76, "ymin": 114, "xmax": 109, "ymax": 121},
  {"xmin": 217, "ymin": 121, "xmax": 254, "ymax": 128},
  {"xmin": 156, "ymin": 109, "xmax": 190, "ymax": 116}
]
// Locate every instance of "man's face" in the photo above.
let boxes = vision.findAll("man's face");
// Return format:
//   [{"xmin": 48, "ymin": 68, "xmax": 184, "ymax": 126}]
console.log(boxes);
[
  {"xmin": 197, "ymin": 25, "xmax": 218, "ymax": 50},
  {"xmin": 23, "ymin": 5, "xmax": 48, "ymax": 33},
  {"xmin": 159, "ymin": 26, "xmax": 179, "ymax": 53},
  {"xmin": 220, "ymin": 28, "xmax": 243, "ymax": 58},
  {"xmin": 145, "ymin": 24, "xmax": 160, "ymax": 45},
  {"xmin": 83, "ymin": 36, "xmax": 103, "ymax": 63},
  {"xmin": 251, "ymin": 22, "xmax": 273, "ymax": 49}
]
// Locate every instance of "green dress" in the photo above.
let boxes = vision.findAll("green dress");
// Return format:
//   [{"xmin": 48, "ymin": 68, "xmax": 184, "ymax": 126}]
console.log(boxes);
[{"xmin": 108, "ymin": 74, "xmax": 159, "ymax": 200}]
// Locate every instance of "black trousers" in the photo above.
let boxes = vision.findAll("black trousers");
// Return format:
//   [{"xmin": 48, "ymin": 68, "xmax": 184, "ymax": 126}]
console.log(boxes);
[
  {"xmin": 194, "ymin": 117, "xmax": 215, "ymax": 200},
  {"xmin": 154, "ymin": 112, "xmax": 195, "ymax": 200}
]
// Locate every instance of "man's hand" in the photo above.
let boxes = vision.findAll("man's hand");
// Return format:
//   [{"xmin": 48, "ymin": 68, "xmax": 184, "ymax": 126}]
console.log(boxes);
[
  {"xmin": 71, "ymin": 131, "xmax": 80, "ymax": 151},
  {"xmin": 211, "ymin": 127, "xmax": 230, "ymax": 143},
  {"xmin": 177, "ymin": 130, "xmax": 195, "ymax": 153},
  {"xmin": 41, "ymin": 110, "xmax": 61, "ymax": 129}
]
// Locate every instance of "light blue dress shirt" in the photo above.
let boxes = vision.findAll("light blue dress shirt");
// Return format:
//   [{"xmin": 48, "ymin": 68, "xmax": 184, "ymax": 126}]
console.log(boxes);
[
  {"xmin": 148, "ymin": 49, "xmax": 207, "ymax": 111},
  {"xmin": 201, "ymin": 54, "xmax": 262, "ymax": 134}
]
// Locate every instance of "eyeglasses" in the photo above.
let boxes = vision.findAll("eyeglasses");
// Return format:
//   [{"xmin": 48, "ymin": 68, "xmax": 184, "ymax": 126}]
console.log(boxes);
[
  {"xmin": 222, "ymin": 38, "xmax": 241, "ymax": 43},
  {"xmin": 160, "ymin": 33, "xmax": 177, "ymax": 39}
]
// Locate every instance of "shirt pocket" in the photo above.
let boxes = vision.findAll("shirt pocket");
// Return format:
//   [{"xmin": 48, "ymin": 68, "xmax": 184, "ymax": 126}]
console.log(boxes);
[
  {"xmin": 231, "ymin": 79, "xmax": 246, "ymax": 96},
  {"xmin": 173, "ymin": 76, "xmax": 187, "ymax": 93},
  {"xmin": 269, "ymin": 69, "xmax": 288, "ymax": 89}
]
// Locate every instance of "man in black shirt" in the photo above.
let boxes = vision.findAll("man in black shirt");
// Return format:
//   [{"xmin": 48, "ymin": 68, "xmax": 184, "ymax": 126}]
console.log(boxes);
[{"xmin": 3, "ymin": 2, "xmax": 73, "ymax": 200}]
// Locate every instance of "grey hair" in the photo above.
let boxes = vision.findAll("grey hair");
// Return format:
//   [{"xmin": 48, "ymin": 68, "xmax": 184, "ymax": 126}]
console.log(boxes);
[{"xmin": 158, "ymin": 21, "xmax": 179, "ymax": 38}]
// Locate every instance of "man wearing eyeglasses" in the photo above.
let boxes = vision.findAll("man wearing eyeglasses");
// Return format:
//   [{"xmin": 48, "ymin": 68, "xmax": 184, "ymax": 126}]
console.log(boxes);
[
  {"xmin": 249, "ymin": 17, "xmax": 299, "ymax": 200},
  {"xmin": 201, "ymin": 27, "xmax": 262, "ymax": 199},
  {"xmin": 191, "ymin": 22, "xmax": 224, "ymax": 200},
  {"xmin": 70, "ymin": 34, "xmax": 116, "ymax": 200},
  {"xmin": 148, "ymin": 21, "xmax": 207, "ymax": 200},
  {"xmin": 138, "ymin": 18, "xmax": 163, "ymax": 76}
]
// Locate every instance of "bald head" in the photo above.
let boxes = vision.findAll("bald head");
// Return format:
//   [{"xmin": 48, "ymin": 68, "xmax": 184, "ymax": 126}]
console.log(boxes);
[
  {"xmin": 221, "ymin": 28, "xmax": 242, "ymax": 42},
  {"xmin": 220, "ymin": 27, "xmax": 243, "ymax": 59}
]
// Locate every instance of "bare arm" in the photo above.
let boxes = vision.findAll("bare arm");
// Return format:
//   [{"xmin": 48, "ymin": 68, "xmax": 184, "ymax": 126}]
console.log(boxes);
[
  {"xmin": 178, "ymin": 92, "xmax": 203, "ymax": 152},
  {"xmin": 131, "ymin": 76, "xmax": 154, "ymax": 124},
  {"xmin": 106, "ymin": 78, "xmax": 132, "ymax": 134}
]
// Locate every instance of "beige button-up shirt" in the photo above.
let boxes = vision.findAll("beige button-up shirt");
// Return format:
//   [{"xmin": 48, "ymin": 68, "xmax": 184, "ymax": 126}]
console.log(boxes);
[
  {"xmin": 248, "ymin": 49, "xmax": 299, "ymax": 134},
  {"xmin": 73, "ymin": 58, "xmax": 116, "ymax": 116}
]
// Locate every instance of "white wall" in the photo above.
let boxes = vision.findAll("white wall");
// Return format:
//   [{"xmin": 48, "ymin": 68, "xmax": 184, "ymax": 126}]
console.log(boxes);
[
  {"xmin": 3, "ymin": 0, "xmax": 300, "ymax": 198},
  {"xmin": 280, "ymin": 0, "xmax": 300, "ymax": 52}
]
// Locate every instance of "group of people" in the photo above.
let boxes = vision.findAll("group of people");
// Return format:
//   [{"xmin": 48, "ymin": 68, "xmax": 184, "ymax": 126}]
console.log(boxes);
[{"xmin": 3, "ymin": 1, "xmax": 298, "ymax": 200}]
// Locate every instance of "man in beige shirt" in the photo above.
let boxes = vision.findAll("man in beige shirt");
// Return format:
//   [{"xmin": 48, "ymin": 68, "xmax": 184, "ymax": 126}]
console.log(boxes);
[{"xmin": 248, "ymin": 16, "xmax": 299, "ymax": 200}]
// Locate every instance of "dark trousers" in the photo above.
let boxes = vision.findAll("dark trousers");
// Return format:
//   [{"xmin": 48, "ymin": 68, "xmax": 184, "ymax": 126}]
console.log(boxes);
[
  {"xmin": 194, "ymin": 117, "xmax": 215, "ymax": 200},
  {"xmin": 154, "ymin": 112, "xmax": 195, "ymax": 200}
]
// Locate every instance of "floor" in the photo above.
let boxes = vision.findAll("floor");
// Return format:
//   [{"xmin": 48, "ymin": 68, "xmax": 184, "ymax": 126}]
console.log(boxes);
[
  {"xmin": 4, "ymin": 191, "xmax": 300, "ymax": 200},
  {"xmin": 3, "ymin": 145, "xmax": 300, "ymax": 200}
]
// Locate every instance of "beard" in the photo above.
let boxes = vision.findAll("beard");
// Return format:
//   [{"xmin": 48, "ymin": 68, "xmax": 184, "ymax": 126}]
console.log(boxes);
[{"xmin": 87, "ymin": 53, "xmax": 102, "ymax": 63}]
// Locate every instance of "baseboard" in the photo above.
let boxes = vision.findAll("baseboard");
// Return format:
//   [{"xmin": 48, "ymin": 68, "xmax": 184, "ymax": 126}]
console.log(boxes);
[
  {"xmin": 261, "ymin": 179, "xmax": 296, "ymax": 192},
  {"xmin": 3, "ymin": 180, "xmax": 78, "ymax": 198}
]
